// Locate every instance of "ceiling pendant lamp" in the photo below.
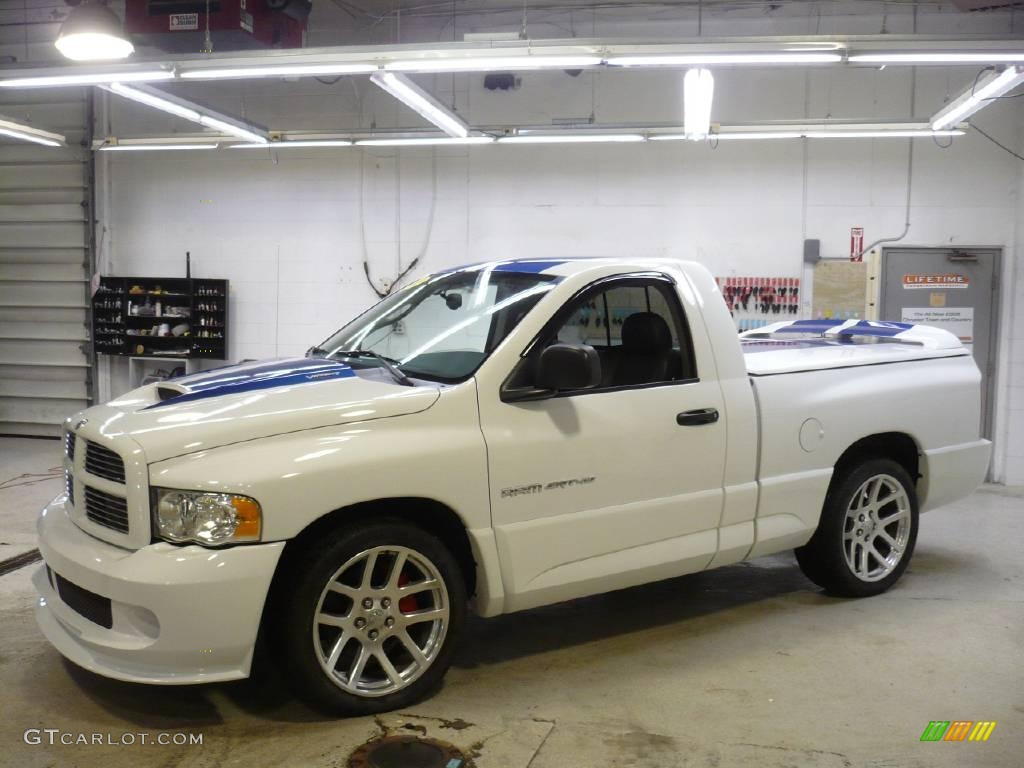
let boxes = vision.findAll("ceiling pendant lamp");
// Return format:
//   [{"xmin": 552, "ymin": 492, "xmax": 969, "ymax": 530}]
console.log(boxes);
[{"xmin": 55, "ymin": 1, "xmax": 134, "ymax": 62}]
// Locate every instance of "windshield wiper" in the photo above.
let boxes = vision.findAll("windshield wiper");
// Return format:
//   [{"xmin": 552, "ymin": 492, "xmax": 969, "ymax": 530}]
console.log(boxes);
[
  {"xmin": 331, "ymin": 349, "xmax": 415, "ymax": 387},
  {"xmin": 306, "ymin": 345, "xmax": 327, "ymax": 357}
]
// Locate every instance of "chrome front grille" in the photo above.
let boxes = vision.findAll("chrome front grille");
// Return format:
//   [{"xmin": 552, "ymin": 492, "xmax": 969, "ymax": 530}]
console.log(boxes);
[
  {"xmin": 84, "ymin": 441, "xmax": 126, "ymax": 484},
  {"xmin": 64, "ymin": 470, "xmax": 74, "ymax": 506},
  {"xmin": 84, "ymin": 486, "xmax": 130, "ymax": 534},
  {"xmin": 64, "ymin": 430, "xmax": 76, "ymax": 461}
]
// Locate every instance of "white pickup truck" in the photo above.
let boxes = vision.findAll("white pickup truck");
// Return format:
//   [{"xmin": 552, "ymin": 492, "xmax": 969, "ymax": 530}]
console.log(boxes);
[{"xmin": 37, "ymin": 258, "xmax": 990, "ymax": 714}]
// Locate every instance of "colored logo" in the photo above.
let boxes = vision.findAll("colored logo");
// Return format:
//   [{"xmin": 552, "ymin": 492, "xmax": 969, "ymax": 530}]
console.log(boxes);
[
  {"xmin": 920, "ymin": 721, "xmax": 997, "ymax": 742},
  {"xmin": 902, "ymin": 273, "xmax": 969, "ymax": 290}
]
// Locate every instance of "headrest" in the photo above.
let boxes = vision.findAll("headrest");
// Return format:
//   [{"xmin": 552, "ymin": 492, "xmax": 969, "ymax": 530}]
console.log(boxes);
[{"xmin": 621, "ymin": 312, "xmax": 672, "ymax": 351}]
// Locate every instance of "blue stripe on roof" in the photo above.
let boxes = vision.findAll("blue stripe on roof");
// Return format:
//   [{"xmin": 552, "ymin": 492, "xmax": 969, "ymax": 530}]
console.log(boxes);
[
  {"xmin": 491, "ymin": 260, "xmax": 567, "ymax": 274},
  {"xmin": 431, "ymin": 259, "xmax": 568, "ymax": 277}
]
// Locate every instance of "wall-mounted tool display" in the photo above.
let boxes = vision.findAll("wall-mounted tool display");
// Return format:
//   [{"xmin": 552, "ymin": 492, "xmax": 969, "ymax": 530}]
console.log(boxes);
[
  {"xmin": 716, "ymin": 276, "xmax": 801, "ymax": 332},
  {"xmin": 91, "ymin": 276, "xmax": 229, "ymax": 360}
]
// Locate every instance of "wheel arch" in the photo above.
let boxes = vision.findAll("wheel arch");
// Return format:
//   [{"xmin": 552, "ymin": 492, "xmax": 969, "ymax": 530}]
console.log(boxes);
[
  {"xmin": 796, "ymin": 434, "xmax": 922, "ymax": 597},
  {"xmin": 275, "ymin": 497, "xmax": 478, "ymax": 599},
  {"xmin": 831, "ymin": 432, "xmax": 922, "ymax": 500}
]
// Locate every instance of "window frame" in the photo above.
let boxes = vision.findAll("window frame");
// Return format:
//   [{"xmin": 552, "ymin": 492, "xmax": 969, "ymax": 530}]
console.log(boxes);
[{"xmin": 500, "ymin": 272, "xmax": 700, "ymax": 402}]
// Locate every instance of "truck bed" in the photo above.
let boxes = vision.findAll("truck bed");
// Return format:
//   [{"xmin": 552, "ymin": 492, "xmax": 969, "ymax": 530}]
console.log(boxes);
[{"xmin": 739, "ymin": 319, "xmax": 970, "ymax": 376}]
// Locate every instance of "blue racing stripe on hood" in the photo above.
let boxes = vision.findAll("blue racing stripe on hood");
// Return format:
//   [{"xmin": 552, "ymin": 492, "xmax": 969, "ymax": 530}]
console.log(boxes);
[{"xmin": 147, "ymin": 357, "xmax": 355, "ymax": 409}]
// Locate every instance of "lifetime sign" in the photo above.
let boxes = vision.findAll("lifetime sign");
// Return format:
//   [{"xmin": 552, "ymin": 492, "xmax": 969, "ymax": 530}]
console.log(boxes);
[{"xmin": 902, "ymin": 273, "xmax": 969, "ymax": 289}]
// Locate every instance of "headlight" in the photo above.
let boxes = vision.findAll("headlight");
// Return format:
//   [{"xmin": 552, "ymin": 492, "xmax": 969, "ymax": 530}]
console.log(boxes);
[{"xmin": 152, "ymin": 489, "xmax": 262, "ymax": 547}]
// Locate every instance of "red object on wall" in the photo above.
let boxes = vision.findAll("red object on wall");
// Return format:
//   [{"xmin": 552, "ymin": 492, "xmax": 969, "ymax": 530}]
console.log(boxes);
[
  {"xmin": 850, "ymin": 227, "xmax": 865, "ymax": 262},
  {"xmin": 125, "ymin": 0, "xmax": 307, "ymax": 53}
]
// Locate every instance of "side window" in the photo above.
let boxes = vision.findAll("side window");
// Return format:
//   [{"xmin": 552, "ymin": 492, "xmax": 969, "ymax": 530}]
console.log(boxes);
[
  {"xmin": 554, "ymin": 297, "xmax": 609, "ymax": 347},
  {"xmin": 547, "ymin": 278, "xmax": 697, "ymax": 389}
]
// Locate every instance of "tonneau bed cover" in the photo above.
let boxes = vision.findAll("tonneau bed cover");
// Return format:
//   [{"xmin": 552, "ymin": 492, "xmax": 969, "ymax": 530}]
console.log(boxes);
[{"xmin": 740, "ymin": 319, "xmax": 969, "ymax": 376}]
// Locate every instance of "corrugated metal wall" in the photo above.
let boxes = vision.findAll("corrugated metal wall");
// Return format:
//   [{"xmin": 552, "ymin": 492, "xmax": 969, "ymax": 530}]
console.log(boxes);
[{"xmin": 0, "ymin": 88, "xmax": 92, "ymax": 437}]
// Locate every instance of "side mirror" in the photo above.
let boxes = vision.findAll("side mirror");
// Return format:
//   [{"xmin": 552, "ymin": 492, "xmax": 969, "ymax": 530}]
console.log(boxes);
[{"xmin": 535, "ymin": 343, "xmax": 601, "ymax": 392}]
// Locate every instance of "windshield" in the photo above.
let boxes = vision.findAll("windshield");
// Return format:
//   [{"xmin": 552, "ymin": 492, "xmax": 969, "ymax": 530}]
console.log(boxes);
[{"xmin": 315, "ymin": 268, "xmax": 560, "ymax": 383}]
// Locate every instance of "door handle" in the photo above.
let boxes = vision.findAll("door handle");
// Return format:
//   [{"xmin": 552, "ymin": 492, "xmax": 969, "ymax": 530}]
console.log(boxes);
[{"xmin": 677, "ymin": 408, "xmax": 719, "ymax": 426}]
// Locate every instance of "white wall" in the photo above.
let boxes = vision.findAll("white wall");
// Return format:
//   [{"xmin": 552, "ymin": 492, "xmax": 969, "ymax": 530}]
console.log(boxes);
[
  {"xmin": 1006, "ymin": 159, "xmax": 1024, "ymax": 480},
  {"xmin": 96, "ymin": 12, "xmax": 1024, "ymax": 482}
]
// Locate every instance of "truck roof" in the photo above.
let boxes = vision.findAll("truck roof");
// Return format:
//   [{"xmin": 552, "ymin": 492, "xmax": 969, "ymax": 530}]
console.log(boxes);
[{"xmin": 433, "ymin": 257, "xmax": 680, "ymax": 279}]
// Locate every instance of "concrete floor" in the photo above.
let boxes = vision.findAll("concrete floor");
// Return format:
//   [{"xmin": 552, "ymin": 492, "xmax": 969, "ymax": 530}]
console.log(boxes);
[{"xmin": 0, "ymin": 436, "xmax": 1021, "ymax": 767}]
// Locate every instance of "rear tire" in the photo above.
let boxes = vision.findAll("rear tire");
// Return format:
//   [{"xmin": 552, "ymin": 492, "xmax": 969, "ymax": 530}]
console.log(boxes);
[
  {"xmin": 273, "ymin": 520, "xmax": 466, "ymax": 715},
  {"xmin": 796, "ymin": 458, "xmax": 919, "ymax": 597}
]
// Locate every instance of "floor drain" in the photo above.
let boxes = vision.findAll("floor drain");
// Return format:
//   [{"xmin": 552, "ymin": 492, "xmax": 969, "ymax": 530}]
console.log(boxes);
[{"xmin": 348, "ymin": 735, "xmax": 471, "ymax": 768}]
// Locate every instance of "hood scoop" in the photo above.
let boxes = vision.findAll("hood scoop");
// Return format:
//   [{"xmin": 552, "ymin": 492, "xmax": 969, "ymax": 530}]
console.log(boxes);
[{"xmin": 156, "ymin": 383, "xmax": 190, "ymax": 402}]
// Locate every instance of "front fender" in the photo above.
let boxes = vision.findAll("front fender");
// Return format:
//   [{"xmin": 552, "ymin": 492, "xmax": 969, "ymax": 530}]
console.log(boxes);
[{"xmin": 147, "ymin": 382, "xmax": 491, "ymax": 541}]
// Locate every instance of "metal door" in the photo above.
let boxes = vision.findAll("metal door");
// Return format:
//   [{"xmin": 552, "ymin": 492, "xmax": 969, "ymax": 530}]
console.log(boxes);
[
  {"xmin": 0, "ymin": 88, "xmax": 93, "ymax": 436},
  {"xmin": 880, "ymin": 247, "xmax": 999, "ymax": 439}
]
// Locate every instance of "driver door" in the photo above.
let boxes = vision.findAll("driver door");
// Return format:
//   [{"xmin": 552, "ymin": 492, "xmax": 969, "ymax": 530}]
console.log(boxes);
[{"xmin": 478, "ymin": 274, "xmax": 727, "ymax": 612}]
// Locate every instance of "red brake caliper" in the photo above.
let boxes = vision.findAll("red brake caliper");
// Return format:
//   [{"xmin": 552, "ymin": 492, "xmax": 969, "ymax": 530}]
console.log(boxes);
[{"xmin": 397, "ymin": 572, "xmax": 418, "ymax": 613}]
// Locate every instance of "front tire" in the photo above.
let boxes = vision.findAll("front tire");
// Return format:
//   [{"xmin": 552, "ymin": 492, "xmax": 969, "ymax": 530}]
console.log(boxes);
[
  {"xmin": 796, "ymin": 458, "xmax": 919, "ymax": 597},
  {"xmin": 275, "ymin": 520, "xmax": 466, "ymax": 715}
]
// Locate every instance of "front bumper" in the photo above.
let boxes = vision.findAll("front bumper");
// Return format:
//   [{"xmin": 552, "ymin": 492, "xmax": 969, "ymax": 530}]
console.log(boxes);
[{"xmin": 35, "ymin": 494, "xmax": 284, "ymax": 685}]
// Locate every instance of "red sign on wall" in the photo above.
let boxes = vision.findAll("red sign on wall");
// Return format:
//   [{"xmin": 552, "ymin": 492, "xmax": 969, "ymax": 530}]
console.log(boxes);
[{"xmin": 850, "ymin": 227, "xmax": 865, "ymax": 262}]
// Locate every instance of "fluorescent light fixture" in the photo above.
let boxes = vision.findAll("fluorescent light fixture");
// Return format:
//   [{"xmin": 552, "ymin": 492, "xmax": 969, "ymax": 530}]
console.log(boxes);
[
  {"xmin": 850, "ymin": 52, "xmax": 1024, "ymax": 64},
  {"xmin": 498, "ymin": 134, "xmax": 645, "ymax": 144},
  {"xmin": 197, "ymin": 114, "xmax": 268, "ymax": 144},
  {"xmin": 0, "ymin": 127, "xmax": 61, "ymax": 147},
  {"xmin": 709, "ymin": 131, "xmax": 803, "ymax": 140},
  {"xmin": 0, "ymin": 70, "xmax": 173, "ymax": 88},
  {"xmin": 98, "ymin": 143, "xmax": 219, "ymax": 151},
  {"xmin": 101, "ymin": 83, "xmax": 270, "ymax": 144},
  {"xmin": 609, "ymin": 52, "xmax": 842, "ymax": 67},
  {"xmin": 55, "ymin": 1, "xmax": 133, "ymax": 61},
  {"xmin": 0, "ymin": 116, "xmax": 65, "ymax": 147},
  {"xmin": 804, "ymin": 129, "xmax": 964, "ymax": 138},
  {"xmin": 370, "ymin": 71, "xmax": 469, "ymax": 138},
  {"xmin": 684, "ymin": 68, "xmax": 714, "ymax": 140},
  {"xmin": 357, "ymin": 136, "xmax": 494, "ymax": 146},
  {"xmin": 181, "ymin": 63, "xmax": 379, "ymax": 80},
  {"xmin": 653, "ymin": 128, "xmax": 964, "ymax": 141},
  {"xmin": 108, "ymin": 82, "xmax": 200, "ymax": 122},
  {"xmin": 385, "ymin": 55, "xmax": 603, "ymax": 73},
  {"xmin": 931, "ymin": 66, "xmax": 1024, "ymax": 130},
  {"xmin": 653, "ymin": 131, "xmax": 803, "ymax": 141},
  {"xmin": 232, "ymin": 139, "xmax": 354, "ymax": 148}
]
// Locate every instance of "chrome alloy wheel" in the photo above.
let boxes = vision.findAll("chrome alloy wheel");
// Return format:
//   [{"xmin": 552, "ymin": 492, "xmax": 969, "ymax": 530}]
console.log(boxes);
[
  {"xmin": 843, "ymin": 474, "xmax": 912, "ymax": 583},
  {"xmin": 312, "ymin": 545, "xmax": 449, "ymax": 698}
]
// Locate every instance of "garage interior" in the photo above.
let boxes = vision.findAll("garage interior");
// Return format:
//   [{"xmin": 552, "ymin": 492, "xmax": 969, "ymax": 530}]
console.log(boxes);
[{"xmin": 1, "ymin": 1, "xmax": 1023, "ymax": 766}]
